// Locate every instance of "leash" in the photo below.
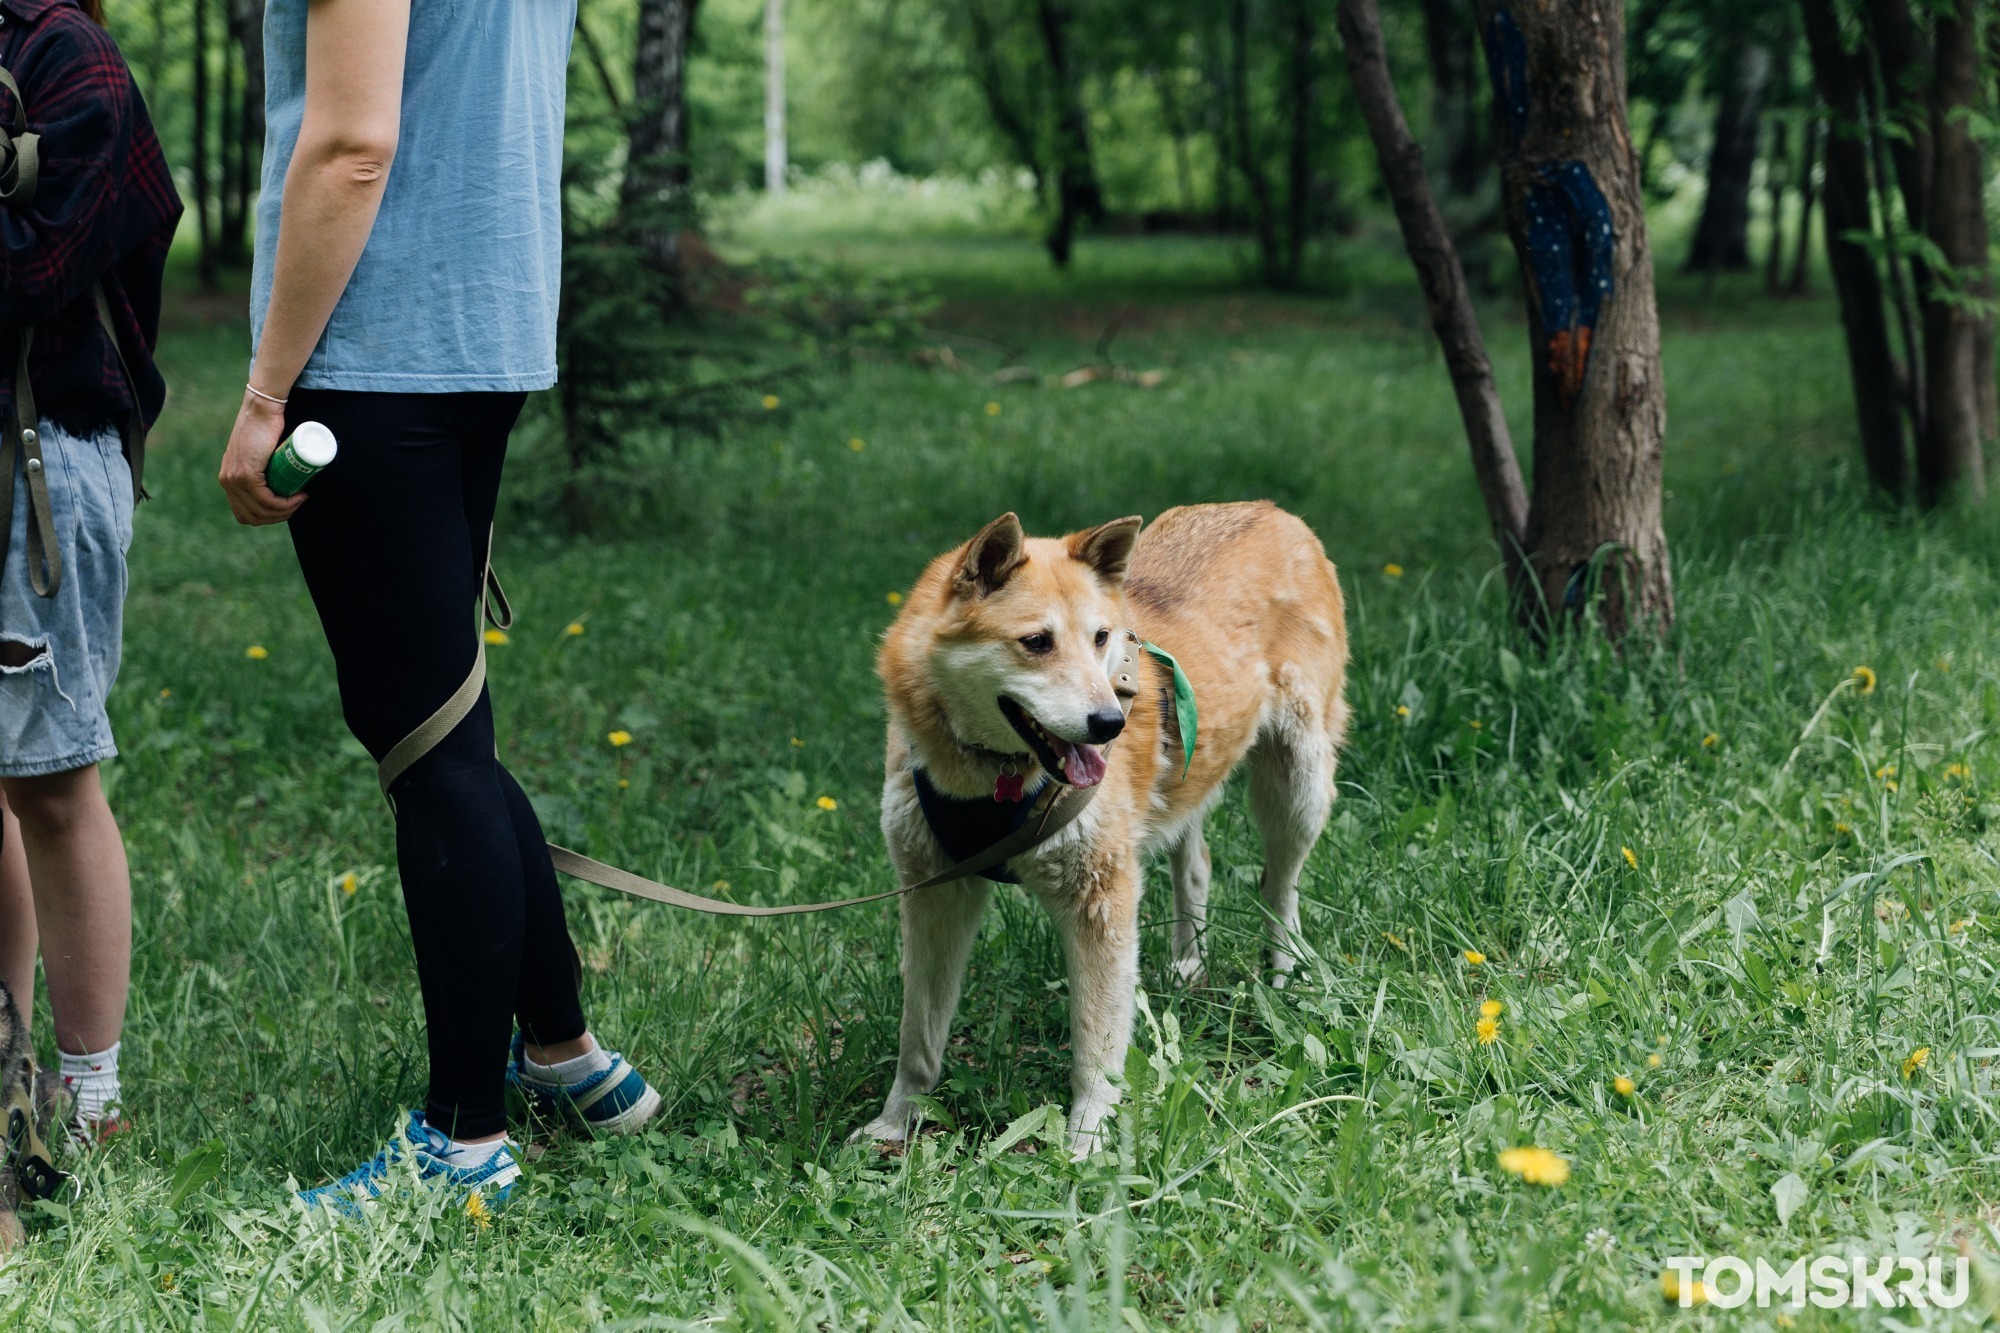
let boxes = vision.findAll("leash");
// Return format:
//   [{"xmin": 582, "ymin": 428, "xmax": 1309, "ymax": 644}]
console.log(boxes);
[{"xmin": 373, "ymin": 533, "xmax": 1129, "ymax": 915}]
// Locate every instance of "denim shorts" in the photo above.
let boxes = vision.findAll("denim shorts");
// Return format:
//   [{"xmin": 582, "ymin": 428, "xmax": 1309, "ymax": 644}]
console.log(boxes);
[{"xmin": 0, "ymin": 420, "xmax": 133, "ymax": 778}]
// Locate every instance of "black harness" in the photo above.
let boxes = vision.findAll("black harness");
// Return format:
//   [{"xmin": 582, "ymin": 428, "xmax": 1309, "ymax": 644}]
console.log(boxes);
[{"xmin": 911, "ymin": 770, "xmax": 1051, "ymax": 885}]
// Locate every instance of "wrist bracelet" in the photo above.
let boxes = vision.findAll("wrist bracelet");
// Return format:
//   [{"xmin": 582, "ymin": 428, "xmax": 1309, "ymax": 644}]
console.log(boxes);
[{"xmin": 245, "ymin": 383, "xmax": 289, "ymax": 408}]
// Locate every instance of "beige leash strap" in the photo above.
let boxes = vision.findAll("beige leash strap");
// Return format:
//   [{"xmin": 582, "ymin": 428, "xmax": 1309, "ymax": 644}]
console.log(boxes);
[{"xmin": 376, "ymin": 543, "xmax": 1105, "ymax": 913}]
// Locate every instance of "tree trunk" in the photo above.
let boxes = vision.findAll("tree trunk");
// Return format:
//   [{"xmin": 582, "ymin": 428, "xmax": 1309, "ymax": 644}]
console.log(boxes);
[
  {"xmin": 1281, "ymin": 0, "xmax": 1314, "ymax": 286},
  {"xmin": 233, "ymin": 0, "xmax": 266, "ymax": 204},
  {"xmin": 193, "ymin": 0, "xmax": 214, "ymax": 288},
  {"xmin": 1478, "ymin": 0, "xmax": 1671, "ymax": 640},
  {"xmin": 625, "ymin": 0, "xmax": 701, "ymax": 288},
  {"xmin": 1787, "ymin": 113, "xmax": 1818, "ymax": 296},
  {"xmin": 1337, "ymin": 0, "xmax": 1527, "ymax": 575},
  {"xmin": 1916, "ymin": 0, "xmax": 1986, "ymax": 505},
  {"xmin": 1864, "ymin": 78, "xmax": 1926, "ymax": 439},
  {"xmin": 1152, "ymin": 67, "xmax": 1198, "ymax": 218},
  {"xmin": 1800, "ymin": 0, "xmax": 1908, "ymax": 497},
  {"xmin": 1229, "ymin": 0, "xmax": 1281, "ymax": 285},
  {"xmin": 1685, "ymin": 41, "xmax": 1770, "ymax": 274},
  {"xmin": 1861, "ymin": 0, "xmax": 1931, "ymax": 236},
  {"xmin": 1036, "ymin": 0, "xmax": 1103, "ymax": 268},
  {"xmin": 1764, "ymin": 115, "xmax": 1787, "ymax": 295},
  {"xmin": 965, "ymin": 0, "xmax": 1046, "ymax": 202},
  {"xmin": 1420, "ymin": 0, "xmax": 1485, "ymax": 201},
  {"xmin": 763, "ymin": 0, "xmax": 786, "ymax": 194}
]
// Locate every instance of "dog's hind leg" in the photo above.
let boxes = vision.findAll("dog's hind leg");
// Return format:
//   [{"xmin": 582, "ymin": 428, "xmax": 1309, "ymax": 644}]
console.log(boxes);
[
  {"xmin": 1167, "ymin": 826, "xmax": 1211, "ymax": 987},
  {"xmin": 857, "ymin": 880, "xmax": 992, "ymax": 1144},
  {"xmin": 1248, "ymin": 678, "xmax": 1338, "ymax": 984}
]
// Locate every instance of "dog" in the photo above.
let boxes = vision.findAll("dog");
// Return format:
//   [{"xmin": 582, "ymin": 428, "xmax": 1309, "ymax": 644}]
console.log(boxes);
[
  {"xmin": 859, "ymin": 501, "xmax": 1349, "ymax": 1154},
  {"xmin": 0, "ymin": 979, "xmax": 68, "ymax": 1250}
]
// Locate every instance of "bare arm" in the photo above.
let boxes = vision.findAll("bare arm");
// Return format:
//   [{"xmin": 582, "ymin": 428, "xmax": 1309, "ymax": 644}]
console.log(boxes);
[{"xmin": 219, "ymin": 0, "xmax": 410, "ymax": 526}]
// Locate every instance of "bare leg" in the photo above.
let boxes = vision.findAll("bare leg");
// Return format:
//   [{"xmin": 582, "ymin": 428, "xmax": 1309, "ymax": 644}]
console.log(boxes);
[
  {"xmin": 0, "ymin": 795, "xmax": 35, "ymax": 1022},
  {"xmin": 1247, "ymin": 730, "xmax": 1335, "ymax": 983},
  {"xmin": 1052, "ymin": 865, "xmax": 1140, "ymax": 1157},
  {"xmin": 859, "ymin": 880, "xmax": 991, "ymax": 1141},
  {"xmin": 1168, "ymin": 825, "xmax": 1210, "ymax": 986},
  {"xmin": 0, "ymin": 766, "xmax": 130, "ymax": 1055}
]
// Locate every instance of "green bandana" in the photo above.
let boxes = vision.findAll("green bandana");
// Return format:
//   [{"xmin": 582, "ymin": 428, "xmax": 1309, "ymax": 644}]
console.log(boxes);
[{"xmin": 1142, "ymin": 642, "xmax": 1198, "ymax": 778}]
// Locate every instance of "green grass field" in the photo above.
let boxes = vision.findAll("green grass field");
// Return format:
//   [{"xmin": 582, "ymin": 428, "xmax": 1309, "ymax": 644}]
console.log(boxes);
[{"xmin": 6, "ymin": 217, "xmax": 2000, "ymax": 1329}]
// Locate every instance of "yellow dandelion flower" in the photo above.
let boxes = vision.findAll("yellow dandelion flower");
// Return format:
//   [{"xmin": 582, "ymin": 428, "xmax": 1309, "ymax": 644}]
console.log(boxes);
[
  {"xmin": 339, "ymin": 872, "xmax": 358, "ymax": 896},
  {"xmin": 565, "ymin": 621, "xmax": 585, "ymax": 637},
  {"xmin": 1887, "ymin": 780, "xmax": 1899, "ymax": 792},
  {"xmin": 607, "ymin": 730, "xmax": 633, "ymax": 747},
  {"xmin": 1948, "ymin": 919, "xmax": 1967, "ymax": 934},
  {"xmin": 1476, "ymin": 1016, "xmax": 1500, "ymax": 1045},
  {"xmin": 849, "ymin": 437, "xmax": 865, "ymax": 452},
  {"xmin": 160, "ymin": 1272, "xmax": 176, "ymax": 1291},
  {"xmin": 816, "ymin": 796, "xmax": 838, "ymax": 811},
  {"xmin": 1647, "ymin": 1052, "xmax": 1662, "ymax": 1068},
  {"xmin": 1463, "ymin": 949, "xmax": 1485, "ymax": 966},
  {"xmin": 483, "ymin": 628, "xmax": 509, "ymax": 646},
  {"xmin": 887, "ymin": 590, "xmax": 904, "ymax": 606},
  {"xmin": 712, "ymin": 879, "xmax": 731, "ymax": 893},
  {"xmin": 762, "ymin": 394, "xmax": 780, "ymax": 410},
  {"xmin": 1701, "ymin": 732, "xmax": 1719, "ymax": 748},
  {"xmin": 1613, "ymin": 1075, "xmax": 1636, "ymax": 1097},
  {"xmin": 1875, "ymin": 763, "xmax": 1897, "ymax": 780},
  {"xmin": 1945, "ymin": 763, "xmax": 1970, "ymax": 781},
  {"xmin": 1852, "ymin": 665, "xmax": 1877, "ymax": 695},
  {"xmin": 1468, "ymin": 719, "xmax": 1483, "ymax": 731},
  {"xmin": 1383, "ymin": 563, "xmax": 1405, "ymax": 578},
  {"xmin": 1480, "ymin": 999, "xmax": 1502, "ymax": 1019},
  {"xmin": 465, "ymin": 1191, "xmax": 491, "ymax": 1228},
  {"xmin": 984, "ymin": 401, "xmax": 1001, "ymax": 416},
  {"xmin": 1902, "ymin": 1046, "xmax": 1930, "ymax": 1079},
  {"xmin": 790, "ymin": 737, "xmax": 806, "ymax": 748},
  {"xmin": 159, "ymin": 688, "xmax": 172, "ymax": 699},
  {"xmin": 1834, "ymin": 821, "xmax": 1852, "ymax": 835},
  {"xmin": 618, "ymin": 778, "xmax": 630, "ymax": 790},
  {"xmin": 245, "ymin": 645, "xmax": 268, "ymax": 660},
  {"xmin": 1383, "ymin": 932, "xmax": 1408, "ymax": 952},
  {"xmin": 1395, "ymin": 704, "xmax": 1410, "ymax": 718},
  {"xmin": 1621, "ymin": 846, "xmax": 1638, "ymax": 869},
  {"xmin": 1661, "ymin": 1271, "xmax": 1709, "ymax": 1306},
  {"xmin": 1497, "ymin": 1146, "xmax": 1569, "ymax": 1186}
]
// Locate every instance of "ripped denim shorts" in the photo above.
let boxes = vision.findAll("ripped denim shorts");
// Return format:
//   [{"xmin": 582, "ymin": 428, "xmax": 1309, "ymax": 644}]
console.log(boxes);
[{"xmin": 0, "ymin": 420, "xmax": 133, "ymax": 779}]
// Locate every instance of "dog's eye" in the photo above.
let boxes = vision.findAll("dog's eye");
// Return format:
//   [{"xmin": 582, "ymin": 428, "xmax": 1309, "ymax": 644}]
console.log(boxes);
[
  {"xmin": 1020, "ymin": 633, "xmax": 1054, "ymax": 655},
  {"xmin": 1094, "ymin": 628, "xmax": 1110, "ymax": 649}
]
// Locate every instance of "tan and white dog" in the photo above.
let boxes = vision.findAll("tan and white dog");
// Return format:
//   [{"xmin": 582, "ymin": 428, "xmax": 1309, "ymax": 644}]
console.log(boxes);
[{"xmin": 859, "ymin": 501, "xmax": 1349, "ymax": 1154}]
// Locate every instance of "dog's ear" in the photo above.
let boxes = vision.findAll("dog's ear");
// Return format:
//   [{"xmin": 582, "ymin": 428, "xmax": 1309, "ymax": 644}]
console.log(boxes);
[
  {"xmin": 955, "ymin": 512, "xmax": 1027, "ymax": 598},
  {"xmin": 1067, "ymin": 516, "xmax": 1143, "ymax": 586}
]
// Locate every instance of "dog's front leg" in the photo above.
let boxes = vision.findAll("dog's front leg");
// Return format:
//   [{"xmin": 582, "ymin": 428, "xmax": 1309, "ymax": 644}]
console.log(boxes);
[
  {"xmin": 1050, "ymin": 855, "xmax": 1141, "ymax": 1158},
  {"xmin": 857, "ymin": 880, "xmax": 992, "ymax": 1144}
]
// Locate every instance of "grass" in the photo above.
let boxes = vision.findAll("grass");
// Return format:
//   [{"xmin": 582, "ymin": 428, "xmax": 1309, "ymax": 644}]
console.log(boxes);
[{"xmin": 5, "ymin": 215, "xmax": 2000, "ymax": 1330}]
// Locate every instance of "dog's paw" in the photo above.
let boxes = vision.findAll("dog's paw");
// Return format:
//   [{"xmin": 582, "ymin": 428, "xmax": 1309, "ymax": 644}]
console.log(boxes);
[
  {"xmin": 850, "ymin": 1115, "xmax": 910, "ymax": 1146},
  {"xmin": 1171, "ymin": 953, "xmax": 1207, "ymax": 989}
]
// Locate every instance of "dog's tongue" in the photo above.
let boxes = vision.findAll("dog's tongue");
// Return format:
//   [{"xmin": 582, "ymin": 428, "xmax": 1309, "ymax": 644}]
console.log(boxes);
[{"xmin": 1052, "ymin": 739, "xmax": 1107, "ymax": 788}]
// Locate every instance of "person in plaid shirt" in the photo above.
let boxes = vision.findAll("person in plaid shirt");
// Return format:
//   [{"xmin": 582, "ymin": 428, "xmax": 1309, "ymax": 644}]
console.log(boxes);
[{"xmin": 0, "ymin": 0, "xmax": 180, "ymax": 1146}]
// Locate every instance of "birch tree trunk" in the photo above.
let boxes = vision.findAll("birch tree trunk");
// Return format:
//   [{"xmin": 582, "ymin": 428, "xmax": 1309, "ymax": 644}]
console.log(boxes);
[
  {"xmin": 764, "ymin": 0, "xmax": 786, "ymax": 195},
  {"xmin": 1478, "ymin": 0, "xmax": 1672, "ymax": 639}
]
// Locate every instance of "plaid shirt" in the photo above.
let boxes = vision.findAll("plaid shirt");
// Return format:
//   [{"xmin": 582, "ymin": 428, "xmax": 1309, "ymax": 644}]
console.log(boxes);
[{"xmin": 1, "ymin": 0, "xmax": 179, "ymax": 439}]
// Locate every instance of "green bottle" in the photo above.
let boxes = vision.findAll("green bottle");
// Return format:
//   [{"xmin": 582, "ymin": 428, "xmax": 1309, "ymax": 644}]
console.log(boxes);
[{"xmin": 265, "ymin": 421, "xmax": 338, "ymax": 497}]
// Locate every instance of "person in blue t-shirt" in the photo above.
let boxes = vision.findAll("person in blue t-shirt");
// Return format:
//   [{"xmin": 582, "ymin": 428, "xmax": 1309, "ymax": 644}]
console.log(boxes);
[{"xmin": 219, "ymin": 0, "xmax": 660, "ymax": 1213}]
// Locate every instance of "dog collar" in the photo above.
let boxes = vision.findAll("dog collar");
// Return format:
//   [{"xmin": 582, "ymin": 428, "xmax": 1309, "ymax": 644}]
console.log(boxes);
[{"xmin": 911, "ymin": 768, "xmax": 1050, "ymax": 884}]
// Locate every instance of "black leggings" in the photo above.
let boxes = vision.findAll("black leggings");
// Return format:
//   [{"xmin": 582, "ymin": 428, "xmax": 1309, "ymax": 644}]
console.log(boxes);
[{"xmin": 286, "ymin": 389, "xmax": 585, "ymax": 1139}]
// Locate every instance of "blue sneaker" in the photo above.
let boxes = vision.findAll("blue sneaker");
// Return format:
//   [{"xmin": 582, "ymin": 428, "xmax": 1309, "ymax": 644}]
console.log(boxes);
[
  {"xmin": 297, "ymin": 1110, "xmax": 521, "ymax": 1218},
  {"xmin": 507, "ymin": 1033, "xmax": 662, "ymax": 1137}
]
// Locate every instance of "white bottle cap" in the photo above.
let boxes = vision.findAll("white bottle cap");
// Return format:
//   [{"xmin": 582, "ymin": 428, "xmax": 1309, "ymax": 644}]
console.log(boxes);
[{"xmin": 289, "ymin": 421, "xmax": 339, "ymax": 467}]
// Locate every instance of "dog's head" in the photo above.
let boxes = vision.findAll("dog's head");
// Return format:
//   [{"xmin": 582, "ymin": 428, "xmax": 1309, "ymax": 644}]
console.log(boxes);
[{"xmin": 883, "ymin": 513, "xmax": 1143, "ymax": 788}]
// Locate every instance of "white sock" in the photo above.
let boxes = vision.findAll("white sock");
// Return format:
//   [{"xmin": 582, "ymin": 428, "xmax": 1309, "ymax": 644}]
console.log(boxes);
[
  {"xmin": 59, "ymin": 1043, "xmax": 121, "ymax": 1122},
  {"xmin": 443, "ymin": 1135, "xmax": 512, "ymax": 1167},
  {"xmin": 523, "ymin": 1044, "xmax": 611, "ymax": 1088}
]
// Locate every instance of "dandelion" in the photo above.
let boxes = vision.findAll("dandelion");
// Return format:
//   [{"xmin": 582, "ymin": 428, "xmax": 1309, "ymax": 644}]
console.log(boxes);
[
  {"xmin": 1875, "ymin": 763, "xmax": 1897, "ymax": 780},
  {"xmin": 1383, "ymin": 563, "xmax": 1404, "ymax": 578},
  {"xmin": 159, "ymin": 688, "xmax": 172, "ymax": 699},
  {"xmin": 1648, "ymin": 1052, "xmax": 1662, "ymax": 1068},
  {"xmin": 1468, "ymin": 719, "xmax": 1483, "ymax": 731},
  {"xmin": 339, "ymin": 872, "xmax": 358, "ymax": 896},
  {"xmin": 816, "ymin": 796, "xmax": 838, "ymax": 811},
  {"xmin": 984, "ymin": 401, "xmax": 1001, "ymax": 416},
  {"xmin": 618, "ymin": 779, "xmax": 630, "ymax": 790},
  {"xmin": 565, "ymin": 622, "xmax": 585, "ymax": 637},
  {"xmin": 790, "ymin": 737, "xmax": 806, "ymax": 748},
  {"xmin": 1949, "ymin": 919, "xmax": 1968, "ymax": 935},
  {"xmin": 465, "ymin": 1191, "xmax": 491, "ymax": 1228},
  {"xmin": 1497, "ymin": 1146, "xmax": 1569, "ymax": 1186},
  {"xmin": 483, "ymin": 628, "xmax": 509, "ymax": 646},
  {"xmin": 1902, "ymin": 1046, "xmax": 1930, "ymax": 1079},
  {"xmin": 1851, "ymin": 665, "xmax": 1877, "ymax": 695},
  {"xmin": 607, "ymin": 730, "xmax": 633, "ymax": 747},
  {"xmin": 849, "ymin": 437, "xmax": 865, "ymax": 452},
  {"xmin": 1383, "ymin": 932, "xmax": 1408, "ymax": 952},
  {"xmin": 1945, "ymin": 762, "xmax": 1970, "ymax": 781},
  {"xmin": 1476, "ymin": 1016, "xmax": 1500, "ymax": 1044},
  {"xmin": 1613, "ymin": 1075, "xmax": 1636, "ymax": 1097},
  {"xmin": 1463, "ymin": 949, "xmax": 1485, "ymax": 966},
  {"xmin": 1701, "ymin": 732, "xmax": 1719, "ymax": 748},
  {"xmin": 245, "ymin": 645, "xmax": 268, "ymax": 660},
  {"xmin": 712, "ymin": 880, "xmax": 731, "ymax": 893},
  {"xmin": 160, "ymin": 1272, "xmax": 177, "ymax": 1291},
  {"xmin": 1834, "ymin": 821, "xmax": 1852, "ymax": 835},
  {"xmin": 762, "ymin": 394, "xmax": 780, "ymax": 410},
  {"xmin": 1395, "ymin": 704, "xmax": 1410, "ymax": 718},
  {"xmin": 1621, "ymin": 846, "xmax": 1638, "ymax": 869},
  {"xmin": 1661, "ymin": 1271, "xmax": 1708, "ymax": 1306},
  {"xmin": 887, "ymin": 591, "xmax": 904, "ymax": 606},
  {"xmin": 1480, "ymin": 999, "xmax": 1502, "ymax": 1019}
]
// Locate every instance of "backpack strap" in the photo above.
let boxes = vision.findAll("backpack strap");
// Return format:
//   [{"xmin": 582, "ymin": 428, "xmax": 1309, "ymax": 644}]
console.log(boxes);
[
  {"xmin": 0, "ymin": 67, "xmax": 39, "ymax": 208},
  {"xmin": 0, "ymin": 329, "xmax": 63, "ymax": 598},
  {"xmin": 93, "ymin": 284, "xmax": 147, "ymax": 502}
]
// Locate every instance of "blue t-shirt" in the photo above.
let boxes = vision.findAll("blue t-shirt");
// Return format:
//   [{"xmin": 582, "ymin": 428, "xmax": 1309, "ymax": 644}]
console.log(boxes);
[{"xmin": 250, "ymin": 0, "xmax": 575, "ymax": 392}]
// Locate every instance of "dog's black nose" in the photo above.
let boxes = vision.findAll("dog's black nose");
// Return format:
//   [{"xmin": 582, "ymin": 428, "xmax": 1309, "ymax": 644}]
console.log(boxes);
[{"xmin": 1085, "ymin": 708, "xmax": 1126, "ymax": 743}]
